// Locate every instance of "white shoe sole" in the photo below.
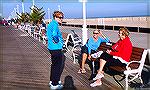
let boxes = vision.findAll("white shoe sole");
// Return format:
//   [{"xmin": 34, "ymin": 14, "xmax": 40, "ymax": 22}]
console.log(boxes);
[
  {"xmin": 90, "ymin": 82, "xmax": 102, "ymax": 87},
  {"xmin": 93, "ymin": 74, "xmax": 104, "ymax": 81}
]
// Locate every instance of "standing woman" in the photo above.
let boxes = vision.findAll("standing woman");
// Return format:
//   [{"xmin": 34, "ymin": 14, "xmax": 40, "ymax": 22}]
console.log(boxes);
[
  {"xmin": 90, "ymin": 27, "xmax": 132, "ymax": 87},
  {"xmin": 47, "ymin": 11, "xmax": 65, "ymax": 89}
]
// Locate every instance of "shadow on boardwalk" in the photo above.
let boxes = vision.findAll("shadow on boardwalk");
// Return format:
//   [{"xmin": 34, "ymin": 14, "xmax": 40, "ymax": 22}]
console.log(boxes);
[{"xmin": 0, "ymin": 26, "xmax": 121, "ymax": 90}]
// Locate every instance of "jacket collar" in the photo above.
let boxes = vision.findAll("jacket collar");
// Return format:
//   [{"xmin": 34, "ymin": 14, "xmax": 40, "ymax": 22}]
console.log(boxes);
[{"xmin": 52, "ymin": 19, "xmax": 59, "ymax": 25}]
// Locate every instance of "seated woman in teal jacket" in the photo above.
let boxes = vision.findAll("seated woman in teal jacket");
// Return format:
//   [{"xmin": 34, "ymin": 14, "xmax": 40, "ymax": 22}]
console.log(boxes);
[{"xmin": 78, "ymin": 29, "xmax": 110, "ymax": 73}]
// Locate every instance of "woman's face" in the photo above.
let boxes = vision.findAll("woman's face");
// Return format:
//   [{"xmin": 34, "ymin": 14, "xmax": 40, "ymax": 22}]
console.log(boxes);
[
  {"xmin": 118, "ymin": 31, "xmax": 126, "ymax": 40},
  {"xmin": 93, "ymin": 30, "xmax": 99, "ymax": 39},
  {"xmin": 55, "ymin": 15, "xmax": 63, "ymax": 24}
]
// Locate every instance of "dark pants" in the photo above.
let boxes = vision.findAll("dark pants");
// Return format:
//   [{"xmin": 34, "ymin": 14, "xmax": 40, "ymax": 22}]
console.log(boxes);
[
  {"xmin": 100, "ymin": 52, "xmax": 126, "ymax": 67},
  {"xmin": 49, "ymin": 49, "xmax": 65, "ymax": 85}
]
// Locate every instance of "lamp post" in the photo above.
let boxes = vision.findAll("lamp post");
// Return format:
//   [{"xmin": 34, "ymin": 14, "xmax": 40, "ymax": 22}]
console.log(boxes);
[
  {"xmin": 16, "ymin": 5, "xmax": 19, "ymax": 14},
  {"xmin": 32, "ymin": 0, "xmax": 35, "ymax": 6},
  {"xmin": 31, "ymin": 0, "xmax": 35, "ymax": 13},
  {"xmin": 58, "ymin": 5, "xmax": 61, "ymax": 11},
  {"xmin": 14, "ymin": 8, "xmax": 17, "ymax": 19},
  {"xmin": 79, "ymin": 0, "xmax": 87, "ymax": 45},
  {"xmin": 48, "ymin": 8, "xmax": 50, "ymax": 22},
  {"xmin": 22, "ymin": 0, "xmax": 25, "ymax": 13}
]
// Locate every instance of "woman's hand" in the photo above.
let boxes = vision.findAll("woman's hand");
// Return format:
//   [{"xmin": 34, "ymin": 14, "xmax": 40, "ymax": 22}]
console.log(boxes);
[
  {"xmin": 88, "ymin": 55, "xmax": 91, "ymax": 60},
  {"xmin": 106, "ymin": 49, "xmax": 111, "ymax": 54}
]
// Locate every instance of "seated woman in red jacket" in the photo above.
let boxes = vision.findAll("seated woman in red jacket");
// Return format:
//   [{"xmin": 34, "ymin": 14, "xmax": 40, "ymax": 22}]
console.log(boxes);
[{"xmin": 90, "ymin": 27, "xmax": 132, "ymax": 87}]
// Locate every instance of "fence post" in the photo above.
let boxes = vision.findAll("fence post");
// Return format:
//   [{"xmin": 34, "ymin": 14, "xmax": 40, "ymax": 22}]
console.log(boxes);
[
  {"xmin": 138, "ymin": 27, "xmax": 140, "ymax": 33},
  {"xmin": 113, "ymin": 25, "xmax": 114, "ymax": 31}
]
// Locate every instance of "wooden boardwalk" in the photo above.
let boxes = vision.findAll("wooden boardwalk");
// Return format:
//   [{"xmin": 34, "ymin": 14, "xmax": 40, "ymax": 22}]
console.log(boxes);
[{"xmin": 0, "ymin": 25, "xmax": 121, "ymax": 90}]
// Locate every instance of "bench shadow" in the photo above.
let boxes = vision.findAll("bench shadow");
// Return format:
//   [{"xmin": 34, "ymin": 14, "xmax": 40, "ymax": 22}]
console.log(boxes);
[
  {"xmin": 104, "ymin": 65, "xmax": 150, "ymax": 90},
  {"xmin": 62, "ymin": 75, "xmax": 77, "ymax": 90},
  {"xmin": 104, "ymin": 68, "xmax": 125, "ymax": 90}
]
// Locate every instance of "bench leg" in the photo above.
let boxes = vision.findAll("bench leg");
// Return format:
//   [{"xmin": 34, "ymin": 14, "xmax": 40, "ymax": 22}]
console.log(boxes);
[
  {"xmin": 125, "ymin": 74, "xmax": 129, "ymax": 90},
  {"xmin": 39, "ymin": 36, "xmax": 41, "ymax": 42},
  {"xmin": 72, "ymin": 52, "xmax": 76, "ymax": 64},
  {"xmin": 92, "ymin": 61, "xmax": 95, "ymax": 74},
  {"xmin": 139, "ymin": 76, "xmax": 143, "ymax": 84}
]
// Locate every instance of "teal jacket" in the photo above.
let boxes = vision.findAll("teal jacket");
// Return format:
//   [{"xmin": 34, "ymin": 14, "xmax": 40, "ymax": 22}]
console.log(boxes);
[{"xmin": 46, "ymin": 19, "xmax": 64, "ymax": 50}]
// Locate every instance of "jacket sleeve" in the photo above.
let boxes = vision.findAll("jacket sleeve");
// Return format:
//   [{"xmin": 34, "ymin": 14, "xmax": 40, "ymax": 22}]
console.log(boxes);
[{"xmin": 100, "ymin": 37, "xmax": 110, "ymax": 43}]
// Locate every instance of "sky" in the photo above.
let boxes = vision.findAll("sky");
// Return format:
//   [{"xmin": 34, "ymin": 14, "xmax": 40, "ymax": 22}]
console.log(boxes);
[{"xmin": 0, "ymin": 0, "xmax": 149, "ymax": 19}]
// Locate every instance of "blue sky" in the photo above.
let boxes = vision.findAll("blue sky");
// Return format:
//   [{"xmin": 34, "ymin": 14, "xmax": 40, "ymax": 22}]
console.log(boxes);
[{"xmin": 1, "ymin": 0, "xmax": 150, "ymax": 19}]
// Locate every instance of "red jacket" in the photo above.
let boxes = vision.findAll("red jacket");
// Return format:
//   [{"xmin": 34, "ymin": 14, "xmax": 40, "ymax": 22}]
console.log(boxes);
[{"xmin": 110, "ymin": 37, "xmax": 132, "ymax": 62}]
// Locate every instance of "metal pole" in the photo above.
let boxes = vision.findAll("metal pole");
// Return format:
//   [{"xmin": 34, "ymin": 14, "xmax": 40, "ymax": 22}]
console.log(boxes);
[
  {"xmin": 33, "ymin": 0, "xmax": 35, "ymax": 6},
  {"xmin": 16, "ymin": 5, "xmax": 19, "ymax": 14},
  {"xmin": 58, "ymin": 5, "xmax": 60, "ymax": 11},
  {"xmin": 31, "ymin": 0, "xmax": 35, "ymax": 13},
  {"xmin": 48, "ymin": 8, "xmax": 50, "ymax": 22},
  {"xmin": 14, "ymin": 8, "xmax": 17, "ymax": 19},
  {"xmin": 22, "ymin": 2, "xmax": 25, "ymax": 13},
  {"xmin": 80, "ymin": 0, "xmax": 88, "ymax": 45}
]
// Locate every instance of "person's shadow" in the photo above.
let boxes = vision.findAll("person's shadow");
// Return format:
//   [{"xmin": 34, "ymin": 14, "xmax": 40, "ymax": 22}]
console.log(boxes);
[{"xmin": 62, "ymin": 75, "xmax": 77, "ymax": 90}]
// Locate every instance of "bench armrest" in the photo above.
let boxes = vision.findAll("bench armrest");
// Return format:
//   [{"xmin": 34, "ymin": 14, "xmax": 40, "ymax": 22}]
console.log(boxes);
[{"xmin": 126, "ymin": 61, "xmax": 140, "ymax": 70}]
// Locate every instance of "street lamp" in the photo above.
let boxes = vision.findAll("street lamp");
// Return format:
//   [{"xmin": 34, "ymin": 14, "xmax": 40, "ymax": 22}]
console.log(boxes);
[
  {"xmin": 22, "ymin": 1, "xmax": 25, "ymax": 13},
  {"xmin": 31, "ymin": 0, "xmax": 35, "ymax": 13},
  {"xmin": 16, "ymin": 5, "xmax": 19, "ymax": 14},
  {"xmin": 14, "ymin": 8, "xmax": 17, "ymax": 19},
  {"xmin": 32, "ymin": 0, "xmax": 35, "ymax": 6},
  {"xmin": 48, "ymin": 8, "xmax": 50, "ymax": 22},
  {"xmin": 79, "ymin": 0, "xmax": 87, "ymax": 45},
  {"xmin": 58, "ymin": 5, "xmax": 61, "ymax": 11}
]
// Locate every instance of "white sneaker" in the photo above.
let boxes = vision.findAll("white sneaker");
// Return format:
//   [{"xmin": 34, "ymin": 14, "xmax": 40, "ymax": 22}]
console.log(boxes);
[
  {"xmin": 90, "ymin": 81, "xmax": 102, "ymax": 87},
  {"xmin": 49, "ymin": 81, "xmax": 52, "ymax": 86},
  {"xmin": 49, "ymin": 81, "xmax": 62, "ymax": 86},
  {"xmin": 91, "ymin": 51, "xmax": 103, "ymax": 58},
  {"xmin": 50, "ymin": 84, "xmax": 63, "ymax": 90},
  {"xmin": 93, "ymin": 73, "xmax": 104, "ymax": 81}
]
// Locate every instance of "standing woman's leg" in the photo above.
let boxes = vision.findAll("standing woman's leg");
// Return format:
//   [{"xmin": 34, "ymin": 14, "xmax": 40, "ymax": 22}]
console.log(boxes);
[
  {"xmin": 49, "ymin": 50, "xmax": 64, "ymax": 86},
  {"xmin": 59, "ymin": 51, "xmax": 65, "ymax": 78}
]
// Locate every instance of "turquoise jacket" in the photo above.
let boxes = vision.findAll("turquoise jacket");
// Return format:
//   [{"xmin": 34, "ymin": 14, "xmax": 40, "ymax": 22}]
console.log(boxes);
[
  {"xmin": 86, "ymin": 37, "xmax": 109, "ymax": 54},
  {"xmin": 46, "ymin": 19, "xmax": 64, "ymax": 50}
]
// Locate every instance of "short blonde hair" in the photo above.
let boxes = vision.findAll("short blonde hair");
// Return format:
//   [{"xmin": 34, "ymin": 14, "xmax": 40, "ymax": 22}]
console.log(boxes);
[{"xmin": 119, "ymin": 27, "xmax": 130, "ymax": 36}]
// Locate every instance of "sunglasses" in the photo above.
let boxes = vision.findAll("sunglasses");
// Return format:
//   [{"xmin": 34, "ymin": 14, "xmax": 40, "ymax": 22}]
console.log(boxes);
[
  {"xmin": 56, "ymin": 16, "xmax": 63, "ymax": 19},
  {"xmin": 93, "ymin": 32, "xmax": 99, "ymax": 34}
]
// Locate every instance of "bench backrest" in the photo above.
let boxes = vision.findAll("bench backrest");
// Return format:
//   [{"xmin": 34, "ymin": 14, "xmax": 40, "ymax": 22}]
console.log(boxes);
[
  {"xmin": 130, "ymin": 47, "xmax": 144, "ymax": 62},
  {"xmin": 129, "ymin": 47, "xmax": 144, "ymax": 69}
]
